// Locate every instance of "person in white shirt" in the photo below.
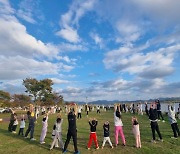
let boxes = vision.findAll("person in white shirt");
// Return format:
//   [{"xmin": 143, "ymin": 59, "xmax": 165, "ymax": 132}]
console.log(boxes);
[
  {"xmin": 114, "ymin": 104, "xmax": 126, "ymax": 146},
  {"xmin": 50, "ymin": 117, "xmax": 64, "ymax": 150},
  {"xmin": 18, "ymin": 115, "xmax": 25, "ymax": 136},
  {"xmin": 77, "ymin": 106, "xmax": 82, "ymax": 119},
  {"xmin": 40, "ymin": 113, "xmax": 49, "ymax": 144}
]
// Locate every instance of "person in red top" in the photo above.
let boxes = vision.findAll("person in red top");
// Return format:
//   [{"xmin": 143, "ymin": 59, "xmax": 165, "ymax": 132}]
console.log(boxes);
[{"xmin": 87, "ymin": 118, "xmax": 99, "ymax": 150}]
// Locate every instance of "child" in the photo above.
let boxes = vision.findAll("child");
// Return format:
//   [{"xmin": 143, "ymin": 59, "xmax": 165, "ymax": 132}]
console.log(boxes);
[
  {"xmin": 50, "ymin": 116, "xmax": 64, "ymax": 150},
  {"xmin": 114, "ymin": 104, "xmax": 126, "ymax": 146},
  {"xmin": 168, "ymin": 105, "xmax": 180, "ymax": 139},
  {"xmin": 102, "ymin": 121, "xmax": 113, "ymax": 149},
  {"xmin": 40, "ymin": 113, "xmax": 49, "ymax": 144},
  {"xmin": 18, "ymin": 115, "xmax": 25, "ymax": 136},
  {"xmin": 12, "ymin": 113, "xmax": 18, "ymax": 133},
  {"xmin": 87, "ymin": 118, "xmax": 99, "ymax": 150},
  {"xmin": 132, "ymin": 117, "xmax": 141, "ymax": 148}
]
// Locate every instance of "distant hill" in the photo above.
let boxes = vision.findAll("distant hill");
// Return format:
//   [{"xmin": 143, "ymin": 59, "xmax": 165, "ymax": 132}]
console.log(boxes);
[{"xmin": 75, "ymin": 97, "xmax": 180, "ymax": 105}]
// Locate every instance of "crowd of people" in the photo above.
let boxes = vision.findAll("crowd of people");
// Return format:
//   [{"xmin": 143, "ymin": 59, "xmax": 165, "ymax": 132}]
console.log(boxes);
[{"xmin": 7, "ymin": 101, "xmax": 180, "ymax": 154}]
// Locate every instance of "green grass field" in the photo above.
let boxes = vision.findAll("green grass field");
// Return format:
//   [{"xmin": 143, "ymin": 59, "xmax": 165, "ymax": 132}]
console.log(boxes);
[{"xmin": 0, "ymin": 110, "xmax": 180, "ymax": 154}]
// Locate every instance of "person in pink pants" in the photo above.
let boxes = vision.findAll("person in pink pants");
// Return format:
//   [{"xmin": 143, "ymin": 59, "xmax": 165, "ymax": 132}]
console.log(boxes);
[{"xmin": 114, "ymin": 104, "xmax": 126, "ymax": 146}]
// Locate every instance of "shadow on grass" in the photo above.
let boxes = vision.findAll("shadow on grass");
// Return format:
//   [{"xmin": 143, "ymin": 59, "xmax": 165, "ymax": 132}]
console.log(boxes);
[{"xmin": 0, "ymin": 128, "xmax": 50, "ymax": 150}]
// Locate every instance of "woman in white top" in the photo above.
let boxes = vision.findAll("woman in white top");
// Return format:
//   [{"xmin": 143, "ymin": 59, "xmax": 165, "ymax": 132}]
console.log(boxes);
[{"xmin": 114, "ymin": 104, "xmax": 126, "ymax": 146}]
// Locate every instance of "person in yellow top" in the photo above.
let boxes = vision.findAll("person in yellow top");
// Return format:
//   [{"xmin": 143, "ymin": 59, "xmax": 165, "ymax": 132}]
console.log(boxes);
[{"xmin": 24, "ymin": 104, "xmax": 37, "ymax": 141}]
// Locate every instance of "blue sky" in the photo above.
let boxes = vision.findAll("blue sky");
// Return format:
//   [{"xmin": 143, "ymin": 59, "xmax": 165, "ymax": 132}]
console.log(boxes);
[{"xmin": 0, "ymin": 0, "xmax": 180, "ymax": 102}]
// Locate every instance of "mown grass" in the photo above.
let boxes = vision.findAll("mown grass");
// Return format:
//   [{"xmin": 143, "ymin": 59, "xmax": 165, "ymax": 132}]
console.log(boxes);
[{"xmin": 0, "ymin": 110, "xmax": 179, "ymax": 154}]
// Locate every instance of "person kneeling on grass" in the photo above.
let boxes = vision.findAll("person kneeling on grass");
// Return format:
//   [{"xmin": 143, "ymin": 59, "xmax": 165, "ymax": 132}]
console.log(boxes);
[
  {"xmin": 50, "ymin": 116, "xmax": 64, "ymax": 150},
  {"xmin": 102, "ymin": 121, "xmax": 113, "ymax": 149},
  {"xmin": 132, "ymin": 117, "xmax": 141, "ymax": 148},
  {"xmin": 168, "ymin": 105, "xmax": 180, "ymax": 139},
  {"xmin": 149, "ymin": 102, "xmax": 163, "ymax": 143},
  {"xmin": 87, "ymin": 118, "xmax": 99, "ymax": 150}
]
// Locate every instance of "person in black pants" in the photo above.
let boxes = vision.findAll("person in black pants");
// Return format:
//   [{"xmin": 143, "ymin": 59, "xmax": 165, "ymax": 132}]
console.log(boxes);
[
  {"xmin": 156, "ymin": 100, "xmax": 164, "ymax": 122},
  {"xmin": 63, "ymin": 104, "xmax": 80, "ymax": 154},
  {"xmin": 24, "ymin": 104, "xmax": 36, "ymax": 140},
  {"xmin": 8, "ymin": 109, "xmax": 15, "ymax": 132},
  {"xmin": 145, "ymin": 102, "xmax": 149, "ymax": 116},
  {"xmin": 149, "ymin": 102, "xmax": 163, "ymax": 143}
]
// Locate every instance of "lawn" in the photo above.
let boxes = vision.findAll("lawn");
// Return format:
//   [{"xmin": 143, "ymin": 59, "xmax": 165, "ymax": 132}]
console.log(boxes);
[{"xmin": 0, "ymin": 110, "xmax": 179, "ymax": 154}]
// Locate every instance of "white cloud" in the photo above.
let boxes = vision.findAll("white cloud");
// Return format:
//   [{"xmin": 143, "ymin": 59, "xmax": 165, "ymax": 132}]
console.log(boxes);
[
  {"xmin": 104, "ymin": 44, "xmax": 180, "ymax": 78},
  {"xmin": 17, "ymin": 9, "xmax": 36, "ymax": 24},
  {"xmin": 57, "ymin": 0, "xmax": 97, "ymax": 42},
  {"xmin": 56, "ymin": 27, "xmax": 80, "ymax": 43},
  {"xmin": 90, "ymin": 32, "xmax": 104, "ymax": 49},
  {"xmin": 51, "ymin": 78, "xmax": 70, "ymax": 84}
]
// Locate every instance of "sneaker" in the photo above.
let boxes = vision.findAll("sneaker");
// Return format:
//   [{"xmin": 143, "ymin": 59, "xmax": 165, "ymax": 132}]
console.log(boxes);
[
  {"xmin": 12, "ymin": 131, "xmax": 16, "ymax": 134},
  {"xmin": 40, "ymin": 141, "xmax": 45, "ymax": 144},
  {"xmin": 101, "ymin": 146, "xmax": 104, "ymax": 149},
  {"xmin": 24, "ymin": 136, "xmax": 28, "ymax": 139},
  {"xmin": 49, "ymin": 148, "xmax": 53, "ymax": 151},
  {"xmin": 158, "ymin": 120, "xmax": 161, "ymax": 121},
  {"xmin": 96, "ymin": 147, "xmax": 99, "ymax": 150},
  {"xmin": 111, "ymin": 146, "xmax": 114, "ymax": 149},
  {"xmin": 30, "ymin": 138, "xmax": 36, "ymax": 141},
  {"xmin": 158, "ymin": 139, "xmax": 163, "ymax": 142},
  {"xmin": 87, "ymin": 148, "xmax": 90, "ymax": 150},
  {"xmin": 63, "ymin": 150, "xmax": 67, "ymax": 153},
  {"xmin": 122, "ymin": 144, "xmax": 126, "ymax": 146},
  {"xmin": 162, "ymin": 120, "xmax": 165, "ymax": 122},
  {"xmin": 74, "ymin": 151, "xmax": 80, "ymax": 154},
  {"xmin": 151, "ymin": 140, "xmax": 156, "ymax": 143},
  {"xmin": 55, "ymin": 145, "xmax": 59, "ymax": 148}
]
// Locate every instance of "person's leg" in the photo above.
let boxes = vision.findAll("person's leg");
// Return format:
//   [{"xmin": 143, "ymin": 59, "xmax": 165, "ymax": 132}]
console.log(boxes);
[
  {"xmin": 151, "ymin": 122, "xmax": 156, "ymax": 140},
  {"xmin": 22, "ymin": 128, "xmax": 24, "ymax": 136},
  {"xmin": 30, "ymin": 125, "xmax": 35, "ymax": 139},
  {"xmin": 25, "ymin": 125, "xmax": 31, "ymax": 137},
  {"xmin": 63, "ymin": 132, "xmax": 71, "ymax": 151},
  {"xmin": 107, "ymin": 137, "xmax": 113, "ymax": 147},
  {"xmin": 87, "ymin": 133, "xmax": 93, "ymax": 148},
  {"xmin": 160, "ymin": 111, "xmax": 164, "ymax": 120},
  {"xmin": 80, "ymin": 113, "xmax": 81, "ymax": 119},
  {"xmin": 59, "ymin": 132, "xmax": 64, "ymax": 148},
  {"xmin": 115, "ymin": 126, "xmax": 119, "ymax": 145},
  {"xmin": 174, "ymin": 123, "xmax": 180, "ymax": 136},
  {"xmin": 171, "ymin": 123, "xmax": 177, "ymax": 137},
  {"xmin": 72, "ymin": 131, "xmax": 78, "ymax": 153},
  {"xmin": 40, "ymin": 128, "xmax": 47, "ymax": 142},
  {"xmin": 102, "ymin": 137, "xmax": 107, "ymax": 147},
  {"xmin": 119, "ymin": 126, "xmax": 126, "ymax": 145},
  {"xmin": 155, "ymin": 123, "xmax": 162, "ymax": 139},
  {"xmin": 18, "ymin": 128, "xmax": 21, "ymax": 135},
  {"xmin": 92, "ymin": 133, "xmax": 99, "ymax": 148},
  {"xmin": 135, "ymin": 136, "xmax": 138, "ymax": 147},
  {"xmin": 138, "ymin": 135, "xmax": 141, "ymax": 148},
  {"xmin": 50, "ymin": 135, "xmax": 57, "ymax": 149}
]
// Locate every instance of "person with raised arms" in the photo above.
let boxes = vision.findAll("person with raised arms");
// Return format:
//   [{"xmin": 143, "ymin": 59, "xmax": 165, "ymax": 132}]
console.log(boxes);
[
  {"xmin": 114, "ymin": 104, "xmax": 126, "ymax": 147},
  {"xmin": 63, "ymin": 103, "xmax": 80, "ymax": 154}
]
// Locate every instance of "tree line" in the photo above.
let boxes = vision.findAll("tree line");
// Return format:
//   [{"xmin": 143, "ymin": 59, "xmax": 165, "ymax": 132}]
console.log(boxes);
[{"xmin": 0, "ymin": 78, "xmax": 63, "ymax": 107}]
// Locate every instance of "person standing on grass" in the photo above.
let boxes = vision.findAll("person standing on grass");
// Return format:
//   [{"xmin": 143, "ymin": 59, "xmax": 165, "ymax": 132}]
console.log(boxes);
[
  {"xmin": 87, "ymin": 118, "xmax": 99, "ymax": 150},
  {"xmin": 8, "ymin": 109, "xmax": 15, "ymax": 132},
  {"xmin": 114, "ymin": 104, "xmax": 126, "ymax": 147},
  {"xmin": 40, "ymin": 112, "xmax": 49, "ymax": 144},
  {"xmin": 77, "ymin": 105, "xmax": 82, "ymax": 119},
  {"xmin": 156, "ymin": 100, "xmax": 165, "ymax": 122},
  {"xmin": 63, "ymin": 103, "xmax": 80, "ymax": 154},
  {"xmin": 24, "ymin": 104, "xmax": 36, "ymax": 141},
  {"xmin": 168, "ymin": 105, "xmax": 180, "ymax": 139},
  {"xmin": 102, "ymin": 121, "xmax": 113, "ymax": 149},
  {"xmin": 149, "ymin": 102, "xmax": 163, "ymax": 143},
  {"xmin": 145, "ymin": 102, "xmax": 149, "ymax": 116},
  {"xmin": 97, "ymin": 106, "xmax": 100, "ymax": 114},
  {"xmin": 18, "ymin": 115, "xmax": 25, "ymax": 136},
  {"xmin": 50, "ymin": 116, "xmax": 64, "ymax": 150},
  {"xmin": 132, "ymin": 117, "xmax": 141, "ymax": 148}
]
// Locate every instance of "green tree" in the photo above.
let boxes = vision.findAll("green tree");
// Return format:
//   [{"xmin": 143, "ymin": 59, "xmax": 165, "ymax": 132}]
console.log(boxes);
[
  {"xmin": 0, "ymin": 90, "xmax": 10, "ymax": 100},
  {"xmin": 13, "ymin": 94, "xmax": 31, "ymax": 107},
  {"xmin": 23, "ymin": 78, "xmax": 54, "ymax": 103}
]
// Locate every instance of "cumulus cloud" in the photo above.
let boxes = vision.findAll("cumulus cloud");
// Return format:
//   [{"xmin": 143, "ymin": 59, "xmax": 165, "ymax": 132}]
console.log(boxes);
[
  {"xmin": 57, "ymin": 0, "xmax": 97, "ymax": 43},
  {"xmin": 104, "ymin": 44, "xmax": 180, "ymax": 79},
  {"xmin": 51, "ymin": 78, "xmax": 70, "ymax": 84},
  {"xmin": 90, "ymin": 32, "xmax": 104, "ymax": 49}
]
